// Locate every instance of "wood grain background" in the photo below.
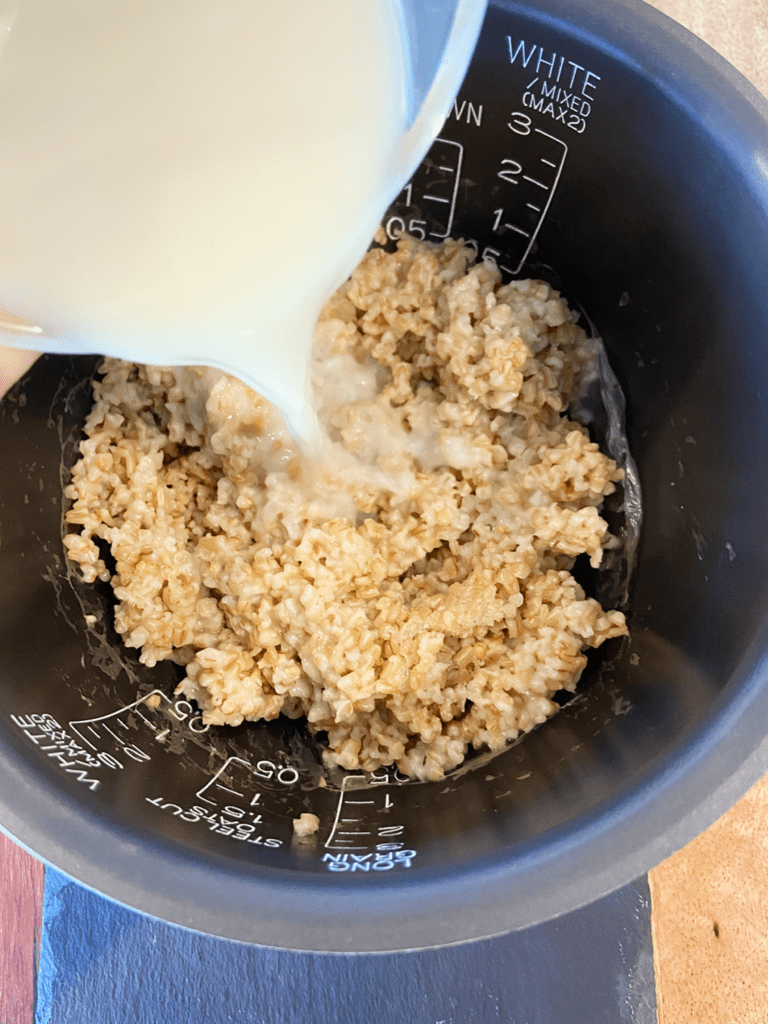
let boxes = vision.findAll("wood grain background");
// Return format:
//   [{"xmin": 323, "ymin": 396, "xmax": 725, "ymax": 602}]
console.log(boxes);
[{"xmin": 0, "ymin": 832, "xmax": 44, "ymax": 1024}]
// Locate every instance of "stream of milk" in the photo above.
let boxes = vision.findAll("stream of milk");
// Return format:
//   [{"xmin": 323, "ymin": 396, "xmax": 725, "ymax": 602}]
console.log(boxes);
[{"xmin": 0, "ymin": 0, "xmax": 411, "ymax": 440}]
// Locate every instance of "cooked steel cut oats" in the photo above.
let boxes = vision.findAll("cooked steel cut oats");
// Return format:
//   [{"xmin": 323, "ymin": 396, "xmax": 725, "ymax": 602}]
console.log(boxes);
[{"xmin": 63, "ymin": 237, "xmax": 627, "ymax": 781}]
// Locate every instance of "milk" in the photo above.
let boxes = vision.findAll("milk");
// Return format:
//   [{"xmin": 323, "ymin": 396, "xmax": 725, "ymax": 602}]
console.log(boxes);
[{"xmin": 0, "ymin": 1, "xmax": 410, "ymax": 440}]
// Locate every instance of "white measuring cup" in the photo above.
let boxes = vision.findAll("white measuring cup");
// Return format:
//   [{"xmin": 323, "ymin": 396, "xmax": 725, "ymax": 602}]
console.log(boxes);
[{"xmin": 0, "ymin": 0, "xmax": 487, "ymax": 435}]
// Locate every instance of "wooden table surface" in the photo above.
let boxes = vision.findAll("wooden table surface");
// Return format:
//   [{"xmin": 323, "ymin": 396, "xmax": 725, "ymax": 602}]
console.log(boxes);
[{"xmin": 1, "ymin": 2, "xmax": 767, "ymax": 1022}]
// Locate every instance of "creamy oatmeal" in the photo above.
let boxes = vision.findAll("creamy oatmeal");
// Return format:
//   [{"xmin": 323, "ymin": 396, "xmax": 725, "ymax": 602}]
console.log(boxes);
[{"xmin": 63, "ymin": 237, "xmax": 627, "ymax": 781}]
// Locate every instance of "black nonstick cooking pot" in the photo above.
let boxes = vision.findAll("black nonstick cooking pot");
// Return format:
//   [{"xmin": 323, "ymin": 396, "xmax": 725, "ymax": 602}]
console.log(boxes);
[{"xmin": 0, "ymin": 0, "xmax": 767, "ymax": 952}]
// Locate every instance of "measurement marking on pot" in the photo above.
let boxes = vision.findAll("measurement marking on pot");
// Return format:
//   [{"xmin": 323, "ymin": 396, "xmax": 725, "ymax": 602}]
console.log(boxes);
[
  {"xmin": 144, "ymin": 796, "xmax": 284, "ymax": 847},
  {"xmin": 324, "ymin": 773, "xmax": 413, "ymax": 868},
  {"xmin": 322, "ymin": 849, "xmax": 418, "ymax": 872},
  {"xmin": 216, "ymin": 783, "xmax": 243, "ymax": 798},
  {"xmin": 70, "ymin": 695, "xmax": 157, "ymax": 750},
  {"xmin": 68, "ymin": 692, "xmax": 210, "ymax": 759},
  {"xmin": 492, "ymin": 127, "xmax": 568, "ymax": 273},
  {"xmin": 385, "ymin": 137, "xmax": 463, "ymax": 242},
  {"xmin": 11, "ymin": 713, "xmax": 103, "ymax": 789},
  {"xmin": 196, "ymin": 755, "xmax": 300, "ymax": 806}
]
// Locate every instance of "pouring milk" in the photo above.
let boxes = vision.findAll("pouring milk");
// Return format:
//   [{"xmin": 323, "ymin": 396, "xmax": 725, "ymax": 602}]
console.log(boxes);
[{"xmin": 0, "ymin": 0, "xmax": 486, "ymax": 441}]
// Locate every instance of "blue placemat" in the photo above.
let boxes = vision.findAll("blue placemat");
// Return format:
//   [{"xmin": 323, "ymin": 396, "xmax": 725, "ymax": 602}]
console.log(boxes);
[{"xmin": 35, "ymin": 869, "xmax": 657, "ymax": 1024}]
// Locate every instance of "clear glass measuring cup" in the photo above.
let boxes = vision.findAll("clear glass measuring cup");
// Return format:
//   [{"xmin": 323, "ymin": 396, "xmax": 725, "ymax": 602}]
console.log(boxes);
[{"xmin": 0, "ymin": 0, "xmax": 488, "ymax": 430}]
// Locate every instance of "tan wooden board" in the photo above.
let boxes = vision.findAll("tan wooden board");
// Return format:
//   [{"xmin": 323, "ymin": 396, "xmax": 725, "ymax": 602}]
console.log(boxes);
[{"xmin": 650, "ymin": 774, "xmax": 768, "ymax": 1023}]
